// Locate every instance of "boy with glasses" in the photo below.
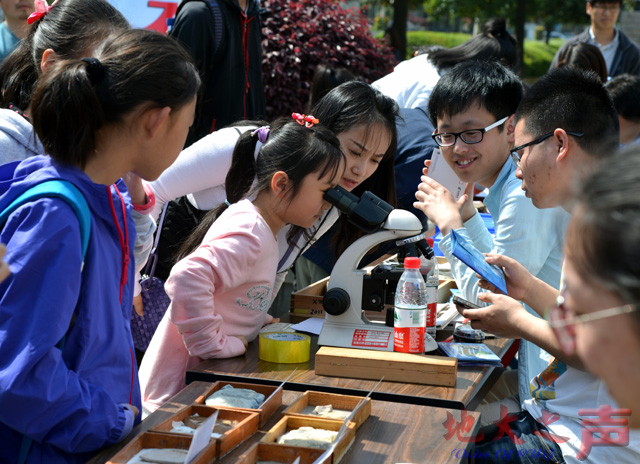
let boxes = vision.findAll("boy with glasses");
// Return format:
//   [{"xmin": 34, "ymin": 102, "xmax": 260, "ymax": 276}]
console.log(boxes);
[
  {"xmin": 550, "ymin": 0, "xmax": 640, "ymax": 78},
  {"xmin": 459, "ymin": 68, "xmax": 640, "ymax": 461},
  {"xmin": 415, "ymin": 61, "xmax": 568, "ymax": 409}
]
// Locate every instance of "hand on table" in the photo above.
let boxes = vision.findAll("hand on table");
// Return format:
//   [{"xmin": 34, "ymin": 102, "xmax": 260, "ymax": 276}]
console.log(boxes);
[
  {"xmin": 456, "ymin": 292, "xmax": 530, "ymax": 339},
  {"xmin": 236, "ymin": 335, "xmax": 249, "ymax": 350}
]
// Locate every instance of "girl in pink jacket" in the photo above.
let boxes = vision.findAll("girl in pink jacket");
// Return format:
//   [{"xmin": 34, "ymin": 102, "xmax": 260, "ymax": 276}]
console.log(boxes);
[{"xmin": 140, "ymin": 117, "xmax": 345, "ymax": 412}]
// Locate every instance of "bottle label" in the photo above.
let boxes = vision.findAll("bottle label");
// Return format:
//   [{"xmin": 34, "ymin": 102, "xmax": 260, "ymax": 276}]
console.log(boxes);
[
  {"xmin": 394, "ymin": 307, "xmax": 426, "ymax": 353},
  {"xmin": 426, "ymin": 285, "xmax": 437, "ymax": 336}
]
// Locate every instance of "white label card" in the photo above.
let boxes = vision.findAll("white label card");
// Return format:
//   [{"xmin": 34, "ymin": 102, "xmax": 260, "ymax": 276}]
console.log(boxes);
[{"xmin": 185, "ymin": 410, "xmax": 218, "ymax": 464}]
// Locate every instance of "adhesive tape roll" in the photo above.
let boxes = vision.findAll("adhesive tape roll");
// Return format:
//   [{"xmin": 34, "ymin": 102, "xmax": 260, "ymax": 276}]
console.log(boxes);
[{"xmin": 259, "ymin": 332, "xmax": 311, "ymax": 363}]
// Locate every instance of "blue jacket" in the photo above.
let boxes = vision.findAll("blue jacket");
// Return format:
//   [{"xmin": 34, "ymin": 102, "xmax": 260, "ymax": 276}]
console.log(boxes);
[{"xmin": 0, "ymin": 156, "xmax": 141, "ymax": 463}]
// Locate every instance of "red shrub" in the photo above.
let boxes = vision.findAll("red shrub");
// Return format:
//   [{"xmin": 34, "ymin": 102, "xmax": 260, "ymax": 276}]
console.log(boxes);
[{"xmin": 261, "ymin": 0, "xmax": 396, "ymax": 119}]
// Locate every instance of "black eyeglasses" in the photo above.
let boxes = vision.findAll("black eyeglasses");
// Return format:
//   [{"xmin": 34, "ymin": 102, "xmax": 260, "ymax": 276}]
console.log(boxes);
[
  {"xmin": 510, "ymin": 131, "xmax": 584, "ymax": 168},
  {"xmin": 432, "ymin": 116, "xmax": 509, "ymax": 148}
]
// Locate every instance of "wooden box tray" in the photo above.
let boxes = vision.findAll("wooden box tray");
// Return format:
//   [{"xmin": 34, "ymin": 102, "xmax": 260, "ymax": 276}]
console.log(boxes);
[
  {"xmin": 236, "ymin": 442, "xmax": 330, "ymax": 464},
  {"xmin": 194, "ymin": 380, "xmax": 282, "ymax": 427},
  {"xmin": 260, "ymin": 416, "xmax": 355, "ymax": 464},
  {"xmin": 150, "ymin": 404, "xmax": 259, "ymax": 457},
  {"xmin": 315, "ymin": 346, "xmax": 458, "ymax": 387},
  {"xmin": 106, "ymin": 431, "xmax": 216, "ymax": 464},
  {"xmin": 290, "ymin": 277, "xmax": 328, "ymax": 318},
  {"xmin": 283, "ymin": 391, "xmax": 370, "ymax": 429}
]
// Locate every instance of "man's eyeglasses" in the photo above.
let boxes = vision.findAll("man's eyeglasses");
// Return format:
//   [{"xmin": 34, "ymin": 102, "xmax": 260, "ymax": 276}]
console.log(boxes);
[
  {"xmin": 432, "ymin": 116, "xmax": 509, "ymax": 148},
  {"xmin": 545, "ymin": 289, "xmax": 637, "ymax": 356},
  {"xmin": 510, "ymin": 131, "xmax": 584, "ymax": 168}
]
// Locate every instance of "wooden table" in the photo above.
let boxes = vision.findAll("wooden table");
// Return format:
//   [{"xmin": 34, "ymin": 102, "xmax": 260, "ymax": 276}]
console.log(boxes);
[
  {"xmin": 187, "ymin": 332, "xmax": 513, "ymax": 411},
  {"xmin": 90, "ymin": 381, "xmax": 481, "ymax": 464}
]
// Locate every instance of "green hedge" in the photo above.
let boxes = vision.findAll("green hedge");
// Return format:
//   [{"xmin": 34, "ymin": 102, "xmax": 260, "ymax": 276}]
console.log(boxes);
[{"xmin": 404, "ymin": 31, "xmax": 565, "ymax": 80}]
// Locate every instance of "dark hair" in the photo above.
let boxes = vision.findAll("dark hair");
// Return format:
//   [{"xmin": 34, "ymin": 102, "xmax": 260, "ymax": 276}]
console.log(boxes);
[
  {"xmin": 567, "ymin": 145, "xmax": 640, "ymax": 306},
  {"xmin": 515, "ymin": 67, "xmax": 619, "ymax": 159},
  {"xmin": 428, "ymin": 18, "xmax": 518, "ymax": 71},
  {"xmin": 0, "ymin": 0, "xmax": 130, "ymax": 111},
  {"xmin": 556, "ymin": 42, "xmax": 607, "ymax": 83},
  {"xmin": 605, "ymin": 74, "xmax": 640, "ymax": 122},
  {"xmin": 311, "ymin": 80, "xmax": 399, "ymax": 255},
  {"xmin": 308, "ymin": 64, "xmax": 358, "ymax": 110},
  {"xmin": 178, "ymin": 119, "xmax": 345, "ymax": 258},
  {"xmin": 30, "ymin": 29, "xmax": 200, "ymax": 168},
  {"xmin": 428, "ymin": 60, "xmax": 524, "ymax": 126},
  {"xmin": 587, "ymin": 0, "xmax": 623, "ymax": 6}
]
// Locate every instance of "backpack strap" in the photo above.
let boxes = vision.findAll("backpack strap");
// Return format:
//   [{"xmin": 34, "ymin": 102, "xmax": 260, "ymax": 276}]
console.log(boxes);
[
  {"xmin": 0, "ymin": 180, "xmax": 91, "ymax": 261},
  {"xmin": 5, "ymin": 180, "xmax": 91, "ymax": 464},
  {"xmin": 169, "ymin": 0, "xmax": 227, "ymax": 65}
]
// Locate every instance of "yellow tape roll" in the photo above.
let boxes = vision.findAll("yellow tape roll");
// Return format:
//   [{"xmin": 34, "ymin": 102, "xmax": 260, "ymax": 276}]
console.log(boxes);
[{"xmin": 259, "ymin": 332, "xmax": 311, "ymax": 364}]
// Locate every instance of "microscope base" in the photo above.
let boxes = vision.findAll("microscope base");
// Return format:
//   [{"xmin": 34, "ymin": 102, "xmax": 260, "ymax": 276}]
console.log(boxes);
[{"xmin": 318, "ymin": 320, "xmax": 394, "ymax": 352}]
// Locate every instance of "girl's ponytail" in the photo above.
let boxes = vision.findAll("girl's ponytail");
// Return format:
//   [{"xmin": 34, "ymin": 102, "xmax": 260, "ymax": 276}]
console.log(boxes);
[
  {"xmin": 31, "ymin": 58, "xmax": 106, "ymax": 168},
  {"xmin": 225, "ymin": 128, "xmax": 264, "ymax": 204}
]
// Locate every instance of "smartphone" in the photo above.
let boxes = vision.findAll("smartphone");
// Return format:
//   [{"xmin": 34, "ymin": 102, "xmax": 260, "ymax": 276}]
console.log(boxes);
[
  {"xmin": 452, "ymin": 295, "xmax": 481, "ymax": 310},
  {"xmin": 427, "ymin": 148, "xmax": 467, "ymax": 201}
]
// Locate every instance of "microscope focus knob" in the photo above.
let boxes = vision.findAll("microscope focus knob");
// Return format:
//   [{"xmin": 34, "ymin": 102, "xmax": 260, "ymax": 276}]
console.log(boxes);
[{"xmin": 323, "ymin": 288, "xmax": 351, "ymax": 316}]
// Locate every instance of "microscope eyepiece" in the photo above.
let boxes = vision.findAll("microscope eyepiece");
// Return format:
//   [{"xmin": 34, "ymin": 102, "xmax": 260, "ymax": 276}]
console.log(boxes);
[
  {"xmin": 323, "ymin": 185, "xmax": 394, "ymax": 234},
  {"xmin": 323, "ymin": 185, "xmax": 359, "ymax": 214}
]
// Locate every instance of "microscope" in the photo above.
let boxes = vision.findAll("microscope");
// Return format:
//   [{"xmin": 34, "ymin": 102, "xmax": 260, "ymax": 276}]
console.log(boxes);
[{"xmin": 317, "ymin": 186, "xmax": 434, "ymax": 351}]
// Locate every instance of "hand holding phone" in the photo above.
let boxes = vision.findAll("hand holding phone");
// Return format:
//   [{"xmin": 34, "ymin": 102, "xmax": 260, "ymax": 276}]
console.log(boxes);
[{"xmin": 452, "ymin": 295, "xmax": 481, "ymax": 310}]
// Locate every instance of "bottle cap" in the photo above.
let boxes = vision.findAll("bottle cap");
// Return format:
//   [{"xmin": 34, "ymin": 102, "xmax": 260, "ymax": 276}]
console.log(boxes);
[
  {"xmin": 426, "ymin": 237, "xmax": 434, "ymax": 247},
  {"xmin": 403, "ymin": 257, "xmax": 421, "ymax": 269}
]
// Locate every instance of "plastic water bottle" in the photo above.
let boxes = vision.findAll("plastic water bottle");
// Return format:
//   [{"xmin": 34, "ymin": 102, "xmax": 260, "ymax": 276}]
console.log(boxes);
[
  {"xmin": 421, "ymin": 237, "xmax": 439, "ymax": 340},
  {"xmin": 394, "ymin": 257, "xmax": 427, "ymax": 353}
]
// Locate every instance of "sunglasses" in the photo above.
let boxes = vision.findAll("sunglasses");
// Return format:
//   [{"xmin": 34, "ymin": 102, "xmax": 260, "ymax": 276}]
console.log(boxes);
[{"xmin": 545, "ymin": 288, "xmax": 637, "ymax": 356}]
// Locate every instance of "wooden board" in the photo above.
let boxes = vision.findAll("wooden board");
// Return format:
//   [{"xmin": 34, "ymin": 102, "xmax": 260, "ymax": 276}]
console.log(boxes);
[
  {"xmin": 315, "ymin": 346, "xmax": 457, "ymax": 387},
  {"xmin": 194, "ymin": 381, "xmax": 282, "ymax": 427},
  {"xmin": 261, "ymin": 415, "xmax": 355, "ymax": 464},
  {"xmin": 106, "ymin": 432, "xmax": 216, "ymax": 464},
  {"xmin": 283, "ymin": 391, "xmax": 370, "ymax": 430},
  {"xmin": 149, "ymin": 405, "xmax": 259, "ymax": 457},
  {"xmin": 236, "ymin": 442, "xmax": 330, "ymax": 464}
]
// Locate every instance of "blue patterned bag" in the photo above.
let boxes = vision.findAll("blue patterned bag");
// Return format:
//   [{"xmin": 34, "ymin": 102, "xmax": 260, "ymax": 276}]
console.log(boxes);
[{"xmin": 130, "ymin": 204, "xmax": 170, "ymax": 351}]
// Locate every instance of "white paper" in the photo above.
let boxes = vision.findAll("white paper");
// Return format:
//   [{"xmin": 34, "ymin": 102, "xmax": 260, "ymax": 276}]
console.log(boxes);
[
  {"xmin": 290, "ymin": 317, "xmax": 324, "ymax": 335},
  {"xmin": 185, "ymin": 411, "xmax": 217, "ymax": 464}
]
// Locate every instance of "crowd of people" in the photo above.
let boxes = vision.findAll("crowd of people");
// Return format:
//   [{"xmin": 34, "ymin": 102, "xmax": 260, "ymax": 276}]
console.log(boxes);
[{"xmin": 0, "ymin": 0, "xmax": 639, "ymax": 462}]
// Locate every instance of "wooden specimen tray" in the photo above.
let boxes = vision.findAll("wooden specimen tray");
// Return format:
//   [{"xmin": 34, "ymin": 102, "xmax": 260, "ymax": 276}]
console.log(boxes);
[
  {"xmin": 106, "ymin": 431, "xmax": 216, "ymax": 464},
  {"xmin": 236, "ymin": 442, "xmax": 330, "ymax": 464},
  {"xmin": 150, "ymin": 405, "xmax": 259, "ymax": 457},
  {"xmin": 260, "ymin": 416, "xmax": 355, "ymax": 464},
  {"xmin": 315, "ymin": 346, "xmax": 458, "ymax": 387},
  {"xmin": 195, "ymin": 380, "xmax": 282, "ymax": 427},
  {"xmin": 283, "ymin": 391, "xmax": 371, "ymax": 429}
]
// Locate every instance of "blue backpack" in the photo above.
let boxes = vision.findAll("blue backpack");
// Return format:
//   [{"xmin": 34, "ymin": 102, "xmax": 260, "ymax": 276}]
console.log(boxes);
[{"xmin": 0, "ymin": 179, "xmax": 91, "ymax": 464}]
